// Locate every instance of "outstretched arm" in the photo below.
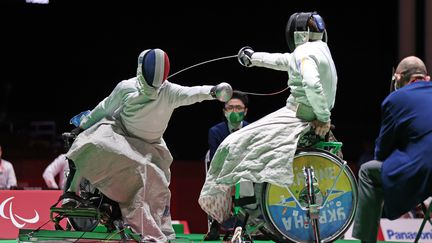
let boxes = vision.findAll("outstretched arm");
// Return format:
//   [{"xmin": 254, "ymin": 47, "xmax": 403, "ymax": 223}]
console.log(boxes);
[
  {"xmin": 167, "ymin": 82, "xmax": 232, "ymax": 108},
  {"xmin": 238, "ymin": 46, "xmax": 291, "ymax": 71}
]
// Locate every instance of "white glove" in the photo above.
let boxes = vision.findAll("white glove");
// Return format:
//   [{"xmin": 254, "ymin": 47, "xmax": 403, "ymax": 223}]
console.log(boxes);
[
  {"xmin": 210, "ymin": 82, "xmax": 233, "ymax": 102},
  {"xmin": 237, "ymin": 46, "xmax": 254, "ymax": 67}
]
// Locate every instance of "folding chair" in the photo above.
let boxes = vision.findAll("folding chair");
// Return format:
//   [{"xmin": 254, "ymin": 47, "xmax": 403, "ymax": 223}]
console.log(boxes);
[{"xmin": 415, "ymin": 201, "xmax": 432, "ymax": 243}]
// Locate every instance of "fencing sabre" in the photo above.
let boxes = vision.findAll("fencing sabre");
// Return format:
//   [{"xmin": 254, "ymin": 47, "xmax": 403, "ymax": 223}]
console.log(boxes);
[{"xmin": 167, "ymin": 54, "xmax": 289, "ymax": 96}]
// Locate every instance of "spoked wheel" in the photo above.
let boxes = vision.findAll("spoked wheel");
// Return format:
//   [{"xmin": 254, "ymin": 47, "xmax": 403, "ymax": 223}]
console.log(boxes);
[
  {"xmin": 304, "ymin": 166, "xmax": 320, "ymax": 243},
  {"xmin": 260, "ymin": 148, "xmax": 358, "ymax": 243}
]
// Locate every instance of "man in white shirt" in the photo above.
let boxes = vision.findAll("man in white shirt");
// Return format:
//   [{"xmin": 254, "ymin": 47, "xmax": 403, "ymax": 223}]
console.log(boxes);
[{"xmin": 0, "ymin": 144, "xmax": 17, "ymax": 189}]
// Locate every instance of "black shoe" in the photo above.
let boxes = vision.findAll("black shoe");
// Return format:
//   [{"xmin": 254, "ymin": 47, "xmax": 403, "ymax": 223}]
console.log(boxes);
[
  {"xmin": 251, "ymin": 233, "xmax": 270, "ymax": 240},
  {"xmin": 220, "ymin": 215, "xmax": 238, "ymax": 231},
  {"xmin": 61, "ymin": 198, "xmax": 80, "ymax": 208},
  {"xmin": 204, "ymin": 221, "xmax": 220, "ymax": 241}
]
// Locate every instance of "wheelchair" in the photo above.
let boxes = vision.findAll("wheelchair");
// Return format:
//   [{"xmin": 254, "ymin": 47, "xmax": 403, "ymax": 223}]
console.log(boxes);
[
  {"xmin": 229, "ymin": 132, "xmax": 358, "ymax": 243},
  {"xmin": 49, "ymin": 132, "xmax": 140, "ymax": 242}
]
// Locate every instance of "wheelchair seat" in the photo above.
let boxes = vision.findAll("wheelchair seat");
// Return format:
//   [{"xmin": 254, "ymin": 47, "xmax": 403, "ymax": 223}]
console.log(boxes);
[{"xmin": 50, "ymin": 132, "xmax": 131, "ymax": 239}]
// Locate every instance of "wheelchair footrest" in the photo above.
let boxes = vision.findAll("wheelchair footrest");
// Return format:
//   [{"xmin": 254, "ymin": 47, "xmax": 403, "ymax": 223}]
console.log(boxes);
[
  {"xmin": 233, "ymin": 196, "xmax": 256, "ymax": 207},
  {"xmin": 50, "ymin": 207, "xmax": 101, "ymax": 219}
]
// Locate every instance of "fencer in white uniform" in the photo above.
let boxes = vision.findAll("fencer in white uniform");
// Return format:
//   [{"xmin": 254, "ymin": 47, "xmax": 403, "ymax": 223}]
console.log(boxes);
[
  {"xmin": 66, "ymin": 48, "xmax": 232, "ymax": 242},
  {"xmin": 199, "ymin": 11, "xmax": 338, "ymax": 224}
]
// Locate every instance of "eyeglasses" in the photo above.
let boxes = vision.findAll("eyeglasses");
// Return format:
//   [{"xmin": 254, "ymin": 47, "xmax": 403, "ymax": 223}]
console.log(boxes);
[
  {"xmin": 224, "ymin": 105, "xmax": 245, "ymax": 112},
  {"xmin": 391, "ymin": 66, "xmax": 404, "ymax": 91},
  {"xmin": 391, "ymin": 72, "xmax": 401, "ymax": 91},
  {"xmin": 391, "ymin": 68, "xmax": 425, "ymax": 91}
]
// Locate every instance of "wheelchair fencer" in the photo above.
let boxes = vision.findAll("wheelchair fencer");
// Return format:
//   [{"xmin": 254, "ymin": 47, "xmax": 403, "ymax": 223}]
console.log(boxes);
[
  {"xmin": 49, "ymin": 132, "xmax": 140, "ymax": 242},
  {"xmin": 216, "ymin": 129, "xmax": 358, "ymax": 243}
]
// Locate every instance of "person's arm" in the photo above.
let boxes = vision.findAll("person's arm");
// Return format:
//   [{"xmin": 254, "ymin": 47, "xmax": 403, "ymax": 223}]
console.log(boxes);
[
  {"xmin": 237, "ymin": 46, "xmax": 291, "ymax": 71},
  {"xmin": 374, "ymin": 98, "xmax": 397, "ymax": 161},
  {"xmin": 165, "ymin": 82, "xmax": 215, "ymax": 108},
  {"xmin": 208, "ymin": 127, "xmax": 220, "ymax": 161},
  {"xmin": 301, "ymin": 55, "xmax": 331, "ymax": 123},
  {"xmin": 43, "ymin": 154, "xmax": 67, "ymax": 189},
  {"xmin": 300, "ymin": 54, "xmax": 332, "ymax": 136},
  {"xmin": 80, "ymin": 81, "xmax": 131, "ymax": 129},
  {"xmin": 251, "ymin": 52, "xmax": 291, "ymax": 71},
  {"xmin": 7, "ymin": 163, "xmax": 17, "ymax": 189}
]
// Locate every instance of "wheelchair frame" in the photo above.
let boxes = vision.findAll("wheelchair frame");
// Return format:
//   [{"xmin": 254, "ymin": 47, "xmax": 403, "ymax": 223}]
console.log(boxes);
[{"xmin": 48, "ymin": 132, "xmax": 141, "ymax": 243}]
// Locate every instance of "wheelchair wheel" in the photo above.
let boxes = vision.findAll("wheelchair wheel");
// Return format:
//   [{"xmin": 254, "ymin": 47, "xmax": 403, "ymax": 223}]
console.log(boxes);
[{"xmin": 261, "ymin": 148, "xmax": 358, "ymax": 243}]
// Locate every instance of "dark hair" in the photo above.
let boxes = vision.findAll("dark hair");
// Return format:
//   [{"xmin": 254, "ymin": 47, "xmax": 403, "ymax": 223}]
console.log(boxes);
[{"xmin": 227, "ymin": 90, "xmax": 249, "ymax": 108}]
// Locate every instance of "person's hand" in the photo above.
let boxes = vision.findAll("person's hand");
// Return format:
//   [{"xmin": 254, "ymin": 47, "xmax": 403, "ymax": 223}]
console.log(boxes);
[
  {"xmin": 45, "ymin": 179, "xmax": 59, "ymax": 189},
  {"xmin": 210, "ymin": 82, "xmax": 233, "ymax": 102},
  {"xmin": 311, "ymin": 120, "xmax": 331, "ymax": 137},
  {"xmin": 237, "ymin": 46, "xmax": 254, "ymax": 67},
  {"xmin": 70, "ymin": 126, "xmax": 84, "ymax": 137}
]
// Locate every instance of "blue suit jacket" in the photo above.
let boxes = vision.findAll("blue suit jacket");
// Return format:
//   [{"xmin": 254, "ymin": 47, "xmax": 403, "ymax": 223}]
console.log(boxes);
[
  {"xmin": 208, "ymin": 121, "xmax": 249, "ymax": 161},
  {"xmin": 375, "ymin": 81, "xmax": 432, "ymax": 219}
]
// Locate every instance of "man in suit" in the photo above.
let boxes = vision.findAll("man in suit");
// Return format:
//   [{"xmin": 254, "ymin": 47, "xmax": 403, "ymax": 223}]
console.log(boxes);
[
  {"xmin": 208, "ymin": 90, "xmax": 250, "ymax": 161},
  {"xmin": 204, "ymin": 90, "xmax": 250, "ymax": 240},
  {"xmin": 352, "ymin": 56, "xmax": 432, "ymax": 243}
]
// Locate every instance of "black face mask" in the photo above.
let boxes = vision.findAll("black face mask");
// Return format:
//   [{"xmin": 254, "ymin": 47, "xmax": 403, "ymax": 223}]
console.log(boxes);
[{"xmin": 286, "ymin": 12, "xmax": 325, "ymax": 52}]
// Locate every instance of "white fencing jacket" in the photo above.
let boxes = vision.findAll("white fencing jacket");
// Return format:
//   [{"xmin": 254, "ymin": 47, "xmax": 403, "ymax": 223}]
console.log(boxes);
[{"xmin": 251, "ymin": 40, "xmax": 337, "ymax": 122}]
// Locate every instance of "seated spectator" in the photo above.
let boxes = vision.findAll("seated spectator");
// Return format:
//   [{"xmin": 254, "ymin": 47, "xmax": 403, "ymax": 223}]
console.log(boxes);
[
  {"xmin": 205, "ymin": 90, "xmax": 250, "ymax": 240},
  {"xmin": 0, "ymin": 144, "xmax": 17, "ymax": 189}
]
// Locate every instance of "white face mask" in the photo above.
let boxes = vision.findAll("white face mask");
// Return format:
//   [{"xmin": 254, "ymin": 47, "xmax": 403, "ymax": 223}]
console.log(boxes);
[
  {"xmin": 294, "ymin": 31, "xmax": 310, "ymax": 47},
  {"xmin": 294, "ymin": 30, "xmax": 325, "ymax": 48}
]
